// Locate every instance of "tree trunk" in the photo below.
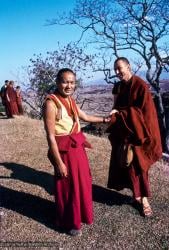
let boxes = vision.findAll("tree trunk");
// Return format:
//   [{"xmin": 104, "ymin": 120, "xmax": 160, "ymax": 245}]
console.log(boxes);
[
  {"xmin": 153, "ymin": 93, "xmax": 168, "ymax": 153},
  {"xmin": 162, "ymin": 92, "xmax": 169, "ymax": 153}
]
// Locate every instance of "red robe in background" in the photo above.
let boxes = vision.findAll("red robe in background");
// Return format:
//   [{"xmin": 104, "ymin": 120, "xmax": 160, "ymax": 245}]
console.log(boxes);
[
  {"xmin": 6, "ymin": 85, "xmax": 19, "ymax": 117},
  {"xmin": 16, "ymin": 90, "xmax": 24, "ymax": 115},
  {"xmin": 107, "ymin": 75, "xmax": 162, "ymax": 198}
]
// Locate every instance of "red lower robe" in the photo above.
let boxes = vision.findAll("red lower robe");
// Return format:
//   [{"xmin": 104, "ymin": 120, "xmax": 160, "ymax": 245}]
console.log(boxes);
[
  {"xmin": 107, "ymin": 75, "xmax": 162, "ymax": 198},
  {"xmin": 5, "ymin": 86, "xmax": 19, "ymax": 117},
  {"xmin": 16, "ymin": 94, "xmax": 24, "ymax": 115},
  {"xmin": 48, "ymin": 132, "xmax": 93, "ymax": 230}
]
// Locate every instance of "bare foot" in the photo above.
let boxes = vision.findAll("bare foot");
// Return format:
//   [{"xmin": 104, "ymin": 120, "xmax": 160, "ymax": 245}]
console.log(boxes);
[{"xmin": 142, "ymin": 197, "xmax": 153, "ymax": 217}]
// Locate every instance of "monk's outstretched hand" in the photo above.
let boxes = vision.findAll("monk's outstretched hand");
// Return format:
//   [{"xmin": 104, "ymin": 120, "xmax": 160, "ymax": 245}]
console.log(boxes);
[{"xmin": 109, "ymin": 109, "xmax": 119, "ymax": 115}]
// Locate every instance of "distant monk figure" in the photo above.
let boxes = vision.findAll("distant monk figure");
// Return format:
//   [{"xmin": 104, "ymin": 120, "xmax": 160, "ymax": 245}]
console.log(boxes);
[
  {"xmin": 5, "ymin": 81, "xmax": 19, "ymax": 118},
  {"xmin": 43, "ymin": 68, "xmax": 110, "ymax": 236},
  {"xmin": 0, "ymin": 80, "xmax": 9, "ymax": 116},
  {"xmin": 16, "ymin": 86, "xmax": 24, "ymax": 115},
  {"xmin": 107, "ymin": 57, "xmax": 162, "ymax": 217},
  {"xmin": 0, "ymin": 80, "xmax": 9, "ymax": 106}
]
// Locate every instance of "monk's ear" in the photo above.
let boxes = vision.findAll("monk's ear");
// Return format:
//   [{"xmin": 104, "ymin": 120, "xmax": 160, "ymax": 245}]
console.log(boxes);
[{"xmin": 127, "ymin": 64, "xmax": 131, "ymax": 71}]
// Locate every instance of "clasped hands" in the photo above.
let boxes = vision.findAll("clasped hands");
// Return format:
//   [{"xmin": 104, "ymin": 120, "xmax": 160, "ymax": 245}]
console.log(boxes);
[{"xmin": 103, "ymin": 109, "xmax": 119, "ymax": 122}]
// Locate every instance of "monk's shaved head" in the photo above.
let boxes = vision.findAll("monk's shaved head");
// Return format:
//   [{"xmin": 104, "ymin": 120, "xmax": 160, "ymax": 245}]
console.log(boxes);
[{"xmin": 114, "ymin": 57, "xmax": 130, "ymax": 66}]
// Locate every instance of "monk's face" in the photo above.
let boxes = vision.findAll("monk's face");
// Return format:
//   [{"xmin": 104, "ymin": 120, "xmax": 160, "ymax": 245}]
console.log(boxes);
[
  {"xmin": 114, "ymin": 60, "xmax": 132, "ymax": 82},
  {"xmin": 57, "ymin": 72, "xmax": 76, "ymax": 97}
]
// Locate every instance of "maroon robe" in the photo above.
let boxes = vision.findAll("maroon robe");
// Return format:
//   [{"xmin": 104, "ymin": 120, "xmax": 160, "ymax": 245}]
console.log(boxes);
[
  {"xmin": 46, "ymin": 94, "xmax": 93, "ymax": 230},
  {"xmin": 16, "ymin": 91, "xmax": 24, "ymax": 115},
  {"xmin": 107, "ymin": 75, "xmax": 162, "ymax": 197},
  {"xmin": 6, "ymin": 85, "xmax": 19, "ymax": 116},
  {"xmin": 48, "ymin": 132, "xmax": 93, "ymax": 230}
]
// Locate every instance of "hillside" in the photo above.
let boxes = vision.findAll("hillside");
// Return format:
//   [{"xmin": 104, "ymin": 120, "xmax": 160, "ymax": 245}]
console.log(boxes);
[
  {"xmin": 22, "ymin": 81, "xmax": 169, "ymax": 120},
  {"xmin": 22, "ymin": 84, "xmax": 114, "ymax": 119},
  {"xmin": 0, "ymin": 116, "xmax": 169, "ymax": 249}
]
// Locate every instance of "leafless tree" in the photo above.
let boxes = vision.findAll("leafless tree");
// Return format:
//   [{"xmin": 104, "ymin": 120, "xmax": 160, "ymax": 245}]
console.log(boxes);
[
  {"xmin": 49, "ymin": 0, "xmax": 169, "ymax": 152},
  {"xmin": 25, "ymin": 42, "xmax": 95, "ymax": 118}
]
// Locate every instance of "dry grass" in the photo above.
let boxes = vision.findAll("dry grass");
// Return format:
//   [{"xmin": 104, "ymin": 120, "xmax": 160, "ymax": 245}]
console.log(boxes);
[{"xmin": 0, "ymin": 115, "xmax": 169, "ymax": 250}]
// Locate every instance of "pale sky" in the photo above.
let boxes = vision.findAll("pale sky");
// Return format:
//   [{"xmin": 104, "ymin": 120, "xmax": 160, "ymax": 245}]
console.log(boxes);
[
  {"xmin": 0, "ymin": 0, "xmax": 86, "ymax": 87},
  {"xmin": 1, "ymin": 0, "xmax": 168, "ymax": 88}
]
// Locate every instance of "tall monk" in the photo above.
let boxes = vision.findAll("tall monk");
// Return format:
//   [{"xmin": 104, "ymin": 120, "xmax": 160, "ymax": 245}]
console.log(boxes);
[
  {"xmin": 43, "ymin": 68, "xmax": 110, "ymax": 236},
  {"xmin": 107, "ymin": 57, "xmax": 162, "ymax": 217},
  {"xmin": 5, "ymin": 81, "xmax": 19, "ymax": 118}
]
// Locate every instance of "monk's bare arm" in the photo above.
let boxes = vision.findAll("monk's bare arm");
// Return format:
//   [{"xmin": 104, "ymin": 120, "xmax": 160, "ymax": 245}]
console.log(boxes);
[
  {"xmin": 77, "ymin": 106, "xmax": 110, "ymax": 123},
  {"xmin": 43, "ymin": 100, "xmax": 68, "ymax": 177}
]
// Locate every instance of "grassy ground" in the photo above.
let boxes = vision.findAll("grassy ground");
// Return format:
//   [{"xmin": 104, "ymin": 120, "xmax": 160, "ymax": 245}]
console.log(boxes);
[{"xmin": 0, "ymin": 116, "xmax": 169, "ymax": 250}]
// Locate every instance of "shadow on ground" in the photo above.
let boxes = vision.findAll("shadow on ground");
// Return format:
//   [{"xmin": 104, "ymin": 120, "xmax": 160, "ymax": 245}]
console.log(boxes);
[
  {"xmin": 1, "ymin": 162, "xmax": 142, "ymax": 230},
  {"xmin": 0, "ymin": 162, "xmax": 54, "ymax": 195},
  {"xmin": 1, "ymin": 162, "xmax": 133, "ymax": 206},
  {"xmin": 92, "ymin": 184, "xmax": 133, "ymax": 205},
  {"xmin": 0, "ymin": 185, "xmax": 56, "ymax": 230},
  {"xmin": 1, "ymin": 185, "xmax": 135, "ymax": 231},
  {"xmin": 92, "ymin": 184, "xmax": 143, "ymax": 215}
]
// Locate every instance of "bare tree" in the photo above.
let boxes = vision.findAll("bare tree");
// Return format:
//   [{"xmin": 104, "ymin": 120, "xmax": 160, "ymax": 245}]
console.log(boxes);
[
  {"xmin": 49, "ymin": 0, "xmax": 169, "ymax": 152},
  {"xmin": 25, "ymin": 42, "xmax": 95, "ymax": 118}
]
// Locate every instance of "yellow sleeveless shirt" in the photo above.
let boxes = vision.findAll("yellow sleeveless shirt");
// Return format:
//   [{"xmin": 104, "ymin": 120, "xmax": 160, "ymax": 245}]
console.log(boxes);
[{"xmin": 47, "ymin": 94, "xmax": 81, "ymax": 136}]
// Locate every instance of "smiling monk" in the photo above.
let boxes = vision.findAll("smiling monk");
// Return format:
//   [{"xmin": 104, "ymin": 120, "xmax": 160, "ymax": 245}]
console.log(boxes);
[
  {"xmin": 107, "ymin": 57, "xmax": 162, "ymax": 217},
  {"xmin": 43, "ymin": 68, "xmax": 110, "ymax": 236}
]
